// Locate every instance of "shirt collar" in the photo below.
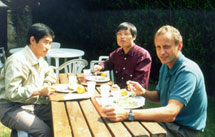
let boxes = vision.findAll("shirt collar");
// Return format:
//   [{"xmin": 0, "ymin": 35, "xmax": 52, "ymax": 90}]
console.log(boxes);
[
  {"xmin": 120, "ymin": 44, "xmax": 136, "ymax": 57},
  {"xmin": 25, "ymin": 46, "xmax": 43, "ymax": 65},
  {"xmin": 169, "ymin": 52, "xmax": 184, "ymax": 75}
]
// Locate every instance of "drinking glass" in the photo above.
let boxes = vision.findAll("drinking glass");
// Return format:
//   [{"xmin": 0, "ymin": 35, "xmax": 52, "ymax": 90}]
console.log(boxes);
[
  {"xmin": 100, "ymin": 84, "xmax": 110, "ymax": 106},
  {"xmin": 83, "ymin": 69, "xmax": 91, "ymax": 77},
  {"xmin": 69, "ymin": 75, "xmax": 77, "ymax": 84},
  {"xmin": 87, "ymin": 81, "xmax": 96, "ymax": 96}
]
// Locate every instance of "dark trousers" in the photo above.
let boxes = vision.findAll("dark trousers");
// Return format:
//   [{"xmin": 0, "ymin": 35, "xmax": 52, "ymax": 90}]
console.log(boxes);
[
  {"xmin": 0, "ymin": 103, "xmax": 53, "ymax": 137},
  {"xmin": 158, "ymin": 122, "xmax": 199, "ymax": 137}
]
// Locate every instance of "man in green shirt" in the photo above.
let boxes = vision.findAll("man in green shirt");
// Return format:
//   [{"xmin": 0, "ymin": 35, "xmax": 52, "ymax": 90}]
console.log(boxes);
[
  {"xmin": 0, "ymin": 23, "xmax": 57, "ymax": 137},
  {"xmin": 102, "ymin": 25, "xmax": 207, "ymax": 137}
]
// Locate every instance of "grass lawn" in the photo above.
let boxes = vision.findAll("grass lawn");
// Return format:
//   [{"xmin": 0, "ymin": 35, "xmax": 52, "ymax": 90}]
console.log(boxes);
[
  {"xmin": 0, "ymin": 83, "xmax": 214, "ymax": 137},
  {"xmin": 0, "ymin": 122, "xmax": 11, "ymax": 137}
]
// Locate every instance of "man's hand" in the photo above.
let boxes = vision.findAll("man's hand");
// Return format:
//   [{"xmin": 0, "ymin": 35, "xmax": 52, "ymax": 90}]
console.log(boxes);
[
  {"xmin": 39, "ymin": 86, "xmax": 55, "ymax": 97},
  {"xmin": 127, "ymin": 81, "xmax": 146, "ymax": 96},
  {"xmin": 93, "ymin": 65, "xmax": 102, "ymax": 74},
  {"xmin": 101, "ymin": 106, "xmax": 129, "ymax": 122}
]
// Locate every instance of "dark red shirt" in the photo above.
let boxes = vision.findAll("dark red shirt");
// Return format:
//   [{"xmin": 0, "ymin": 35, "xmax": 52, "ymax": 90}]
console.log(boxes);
[{"xmin": 100, "ymin": 44, "xmax": 152, "ymax": 89}]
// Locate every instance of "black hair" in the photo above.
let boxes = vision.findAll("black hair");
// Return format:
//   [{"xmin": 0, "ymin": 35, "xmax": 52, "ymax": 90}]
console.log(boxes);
[
  {"xmin": 26, "ymin": 23, "xmax": 55, "ymax": 45},
  {"xmin": 116, "ymin": 22, "xmax": 137, "ymax": 37}
]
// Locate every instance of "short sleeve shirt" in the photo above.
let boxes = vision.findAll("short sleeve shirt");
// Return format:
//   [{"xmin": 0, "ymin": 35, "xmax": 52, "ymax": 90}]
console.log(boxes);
[{"xmin": 156, "ymin": 52, "xmax": 207, "ymax": 131}]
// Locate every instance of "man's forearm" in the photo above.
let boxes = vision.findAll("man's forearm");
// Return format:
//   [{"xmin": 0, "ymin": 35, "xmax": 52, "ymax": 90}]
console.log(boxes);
[
  {"xmin": 31, "ymin": 88, "xmax": 42, "ymax": 96},
  {"xmin": 143, "ymin": 90, "xmax": 160, "ymax": 103}
]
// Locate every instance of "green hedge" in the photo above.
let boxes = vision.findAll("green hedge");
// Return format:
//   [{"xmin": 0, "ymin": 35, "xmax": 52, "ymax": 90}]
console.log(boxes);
[{"xmin": 32, "ymin": 0, "xmax": 215, "ymax": 95}]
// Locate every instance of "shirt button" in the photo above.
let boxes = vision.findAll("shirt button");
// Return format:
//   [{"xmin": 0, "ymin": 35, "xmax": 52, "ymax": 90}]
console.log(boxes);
[
  {"xmin": 124, "ymin": 57, "xmax": 127, "ymax": 60},
  {"xmin": 130, "ymin": 74, "xmax": 133, "ymax": 77},
  {"xmin": 123, "ymin": 67, "xmax": 125, "ymax": 70},
  {"xmin": 115, "ymin": 71, "xmax": 118, "ymax": 73},
  {"xmin": 121, "ymin": 77, "xmax": 124, "ymax": 80}
]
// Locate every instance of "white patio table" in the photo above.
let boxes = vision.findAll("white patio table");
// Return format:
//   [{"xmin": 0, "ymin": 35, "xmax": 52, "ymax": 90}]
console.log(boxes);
[
  {"xmin": 46, "ymin": 48, "xmax": 85, "ymax": 74},
  {"xmin": 9, "ymin": 47, "xmax": 85, "ymax": 74}
]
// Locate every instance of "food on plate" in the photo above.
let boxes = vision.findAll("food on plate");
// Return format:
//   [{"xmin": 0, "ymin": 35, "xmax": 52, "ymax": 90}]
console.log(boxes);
[
  {"xmin": 130, "ymin": 92, "xmax": 136, "ymax": 97},
  {"xmin": 111, "ymin": 84, "xmax": 120, "ymax": 91},
  {"xmin": 120, "ymin": 89, "xmax": 128, "ymax": 96},
  {"xmin": 77, "ymin": 85, "xmax": 86, "ymax": 94},
  {"xmin": 100, "ymin": 72, "xmax": 107, "ymax": 77},
  {"xmin": 112, "ymin": 96, "xmax": 138, "ymax": 108},
  {"xmin": 85, "ymin": 75, "xmax": 109, "ymax": 82},
  {"xmin": 103, "ymin": 86, "xmax": 144, "ymax": 109},
  {"xmin": 95, "ymin": 76, "xmax": 106, "ymax": 81},
  {"xmin": 68, "ymin": 83, "xmax": 77, "ymax": 91}
]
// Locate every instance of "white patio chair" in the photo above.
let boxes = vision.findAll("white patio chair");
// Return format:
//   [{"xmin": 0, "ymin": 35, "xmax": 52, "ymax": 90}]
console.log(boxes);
[
  {"xmin": 98, "ymin": 56, "xmax": 109, "ymax": 62},
  {"xmin": 52, "ymin": 58, "xmax": 88, "ymax": 74},
  {"xmin": 90, "ymin": 56, "xmax": 115, "ymax": 82},
  {"xmin": 47, "ymin": 42, "xmax": 61, "ymax": 65},
  {"xmin": 0, "ymin": 47, "xmax": 6, "ymax": 68}
]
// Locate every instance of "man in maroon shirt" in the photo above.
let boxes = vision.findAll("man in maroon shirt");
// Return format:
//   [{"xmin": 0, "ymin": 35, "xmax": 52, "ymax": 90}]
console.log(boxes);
[{"xmin": 94, "ymin": 22, "xmax": 152, "ymax": 89}]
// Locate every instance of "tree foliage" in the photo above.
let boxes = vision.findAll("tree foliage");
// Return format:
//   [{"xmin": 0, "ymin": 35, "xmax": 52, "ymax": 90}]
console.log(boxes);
[{"xmin": 31, "ymin": 0, "xmax": 215, "ymax": 95}]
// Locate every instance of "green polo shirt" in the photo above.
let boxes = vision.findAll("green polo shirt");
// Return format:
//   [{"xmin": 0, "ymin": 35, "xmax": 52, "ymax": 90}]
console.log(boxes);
[{"xmin": 156, "ymin": 52, "xmax": 207, "ymax": 131}]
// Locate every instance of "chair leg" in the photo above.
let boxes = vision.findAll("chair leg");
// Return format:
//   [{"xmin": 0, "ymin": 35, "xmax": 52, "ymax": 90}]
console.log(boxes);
[
  {"xmin": 17, "ymin": 130, "xmax": 29, "ymax": 137},
  {"xmin": 10, "ymin": 129, "xmax": 18, "ymax": 137}
]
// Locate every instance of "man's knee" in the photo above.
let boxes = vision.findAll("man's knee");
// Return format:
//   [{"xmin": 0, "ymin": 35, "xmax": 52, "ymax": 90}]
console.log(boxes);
[{"xmin": 29, "ymin": 123, "xmax": 51, "ymax": 137}]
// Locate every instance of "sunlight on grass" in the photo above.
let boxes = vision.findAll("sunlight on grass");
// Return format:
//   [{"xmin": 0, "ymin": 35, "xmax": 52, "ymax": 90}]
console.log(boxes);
[{"xmin": 0, "ymin": 122, "xmax": 11, "ymax": 137}]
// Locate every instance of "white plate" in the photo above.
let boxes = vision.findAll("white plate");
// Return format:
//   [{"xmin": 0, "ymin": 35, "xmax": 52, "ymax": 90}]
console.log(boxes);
[
  {"xmin": 96, "ymin": 96, "xmax": 145, "ymax": 109},
  {"xmin": 85, "ymin": 76, "xmax": 110, "ymax": 82},
  {"xmin": 54, "ymin": 84, "xmax": 76, "ymax": 93}
]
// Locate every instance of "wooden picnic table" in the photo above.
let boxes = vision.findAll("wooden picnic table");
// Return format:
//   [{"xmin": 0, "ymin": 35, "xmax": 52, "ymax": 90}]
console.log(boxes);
[{"xmin": 49, "ymin": 73, "xmax": 167, "ymax": 137}]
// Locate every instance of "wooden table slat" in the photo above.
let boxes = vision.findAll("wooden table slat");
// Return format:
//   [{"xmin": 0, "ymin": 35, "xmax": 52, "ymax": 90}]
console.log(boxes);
[
  {"xmin": 80, "ymin": 99, "xmax": 112, "ymax": 137},
  {"xmin": 66, "ymin": 101, "xmax": 92, "ymax": 137},
  {"xmin": 105, "ymin": 119, "xmax": 132, "ymax": 137},
  {"xmin": 59, "ymin": 73, "xmax": 69, "ymax": 84},
  {"xmin": 141, "ymin": 122, "xmax": 167, "ymax": 137},
  {"xmin": 51, "ymin": 102, "xmax": 72, "ymax": 137},
  {"xmin": 124, "ymin": 121, "xmax": 150, "ymax": 137},
  {"xmin": 91, "ymin": 97, "xmax": 132, "ymax": 137}
]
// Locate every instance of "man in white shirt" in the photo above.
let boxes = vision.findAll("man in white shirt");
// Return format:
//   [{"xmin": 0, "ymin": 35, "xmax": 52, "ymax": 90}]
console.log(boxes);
[{"xmin": 0, "ymin": 23, "xmax": 57, "ymax": 137}]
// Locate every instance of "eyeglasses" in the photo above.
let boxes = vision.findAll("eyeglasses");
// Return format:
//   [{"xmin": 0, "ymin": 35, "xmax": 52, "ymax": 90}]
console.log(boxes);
[{"xmin": 116, "ymin": 32, "xmax": 132, "ymax": 37}]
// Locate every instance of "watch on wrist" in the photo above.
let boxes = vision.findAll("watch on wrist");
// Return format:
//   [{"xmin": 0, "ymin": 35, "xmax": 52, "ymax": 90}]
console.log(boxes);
[{"xmin": 128, "ymin": 110, "xmax": 134, "ymax": 121}]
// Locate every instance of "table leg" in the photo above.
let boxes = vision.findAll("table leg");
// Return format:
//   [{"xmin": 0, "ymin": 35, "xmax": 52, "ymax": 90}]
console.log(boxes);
[
  {"xmin": 47, "ymin": 56, "xmax": 51, "ymax": 65},
  {"xmin": 55, "ymin": 57, "xmax": 59, "ymax": 74}
]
